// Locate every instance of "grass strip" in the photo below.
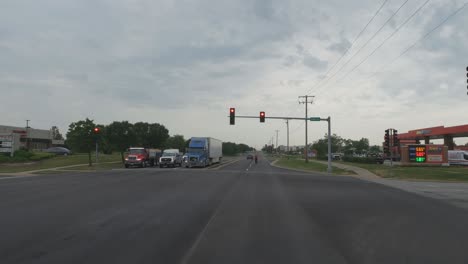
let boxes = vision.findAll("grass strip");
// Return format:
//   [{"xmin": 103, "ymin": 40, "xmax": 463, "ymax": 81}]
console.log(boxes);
[
  {"xmin": 0, "ymin": 153, "xmax": 122, "ymax": 173},
  {"xmin": 337, "ymin": 162, "xmax": 468, "ymax": 182},
  {"xmin": 276, "ymin": 158, "xmax": 355, "ymax": 175}
]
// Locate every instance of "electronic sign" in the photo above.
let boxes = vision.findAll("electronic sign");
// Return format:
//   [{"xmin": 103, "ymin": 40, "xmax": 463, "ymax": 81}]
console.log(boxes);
[{"xmin": 408, "ymin": 145, "xmax": 426, "ymax": 163}]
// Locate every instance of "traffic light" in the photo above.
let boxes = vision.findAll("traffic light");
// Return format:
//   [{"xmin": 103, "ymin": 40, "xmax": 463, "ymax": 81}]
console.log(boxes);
[
  {"xmin": 93, "ymin": 127, "xmax": 100, "ymax": 134},
  {"xmin": 393, "ymin": 129, "xmax": 399, "ymax": 147},
  {"xmin": 384, "ymin": 129, "xmax": 390, "ymax": 154},
  {"xmin": 260, "ymin": 111, "xmax": 265, "ymax": 122},
  {"xmin": 229, "ymin": 108, "xmax": 235, "ymax": 125}
]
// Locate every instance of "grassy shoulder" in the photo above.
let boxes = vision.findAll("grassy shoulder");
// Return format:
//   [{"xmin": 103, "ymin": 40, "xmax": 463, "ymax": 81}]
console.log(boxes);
[
  {"xmin": 59, "ymin": 162, "xmax": 124, "ymax": 171},
  {"xmin": 0, "ymin": 153, "xmax": 122, "ymax": 173},
  {"xmin": 275, "ymin": 157, "xmax": 355, "ymax": 175},
  {"xmin": 337, "ymin": 161, "xmax": 468, "ymax": 182}
]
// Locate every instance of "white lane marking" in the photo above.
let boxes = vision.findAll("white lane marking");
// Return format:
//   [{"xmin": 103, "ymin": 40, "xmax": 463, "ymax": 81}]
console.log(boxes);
[
  {"xmin": 179, "ymin": 176, "xmax": 240, "ymax": 264},
  {"xmin": 246, "ymin": 162, "xmax": 253, "ymax": 171}
]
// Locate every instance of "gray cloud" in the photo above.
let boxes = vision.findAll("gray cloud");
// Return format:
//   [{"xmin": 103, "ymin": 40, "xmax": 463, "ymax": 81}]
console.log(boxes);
[
  {"xmin": 0, "ymin": 0, "xmax": 467, "ymax": 147},
  {"xmin": 327, "ymin": 38, "xmax": 351, "ymax": 53},
  {"xmin": 303, "ymin": 55, "xmax": 328, "ymax": 70}
]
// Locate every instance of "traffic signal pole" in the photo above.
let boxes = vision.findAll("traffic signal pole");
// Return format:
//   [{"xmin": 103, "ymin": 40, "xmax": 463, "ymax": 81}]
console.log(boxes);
[
  {"xmin": 228, "ymin": 110, "xmax": 331, "ymax": 172},
  {"xmin": 96, "ymin": 140, "xmax": 99, "ymax": 164}
]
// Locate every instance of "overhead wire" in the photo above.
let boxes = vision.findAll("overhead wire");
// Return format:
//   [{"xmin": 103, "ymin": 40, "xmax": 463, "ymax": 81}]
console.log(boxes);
[
  {"xmin": 371, "ymin": 1, "xmax": 468, "ymax": 77},
  {"xmin": 334, "ymin": 2, "xmax": 468, "ymax": 101},
  {"xmin": 333, "ymin": 0, "xmax": 431, "ymax": 85},
  {"xmin": 307, "ymin": 0, "xmax": 389, "ymax": 93},
  {"xmin": 310, "ymin": 0, "xmax": 411, "ymax": 96},
  {"xmin": 337, "ymin": 1, "xmax": 468, "ymax": 99}
]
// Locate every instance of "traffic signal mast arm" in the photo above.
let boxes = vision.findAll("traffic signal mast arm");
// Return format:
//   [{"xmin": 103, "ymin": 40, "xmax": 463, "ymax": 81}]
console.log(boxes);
[{"xmin": 228, "ymin": 115, "xmax": 327, "ymax": 121}]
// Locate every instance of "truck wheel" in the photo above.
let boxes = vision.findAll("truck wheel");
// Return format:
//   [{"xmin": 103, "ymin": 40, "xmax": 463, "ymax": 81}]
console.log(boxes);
[
  {"xmin": 159, "ymin": 164, "xmax": 163, "ymax": 168},
  {"xmin": 125, "ymin": 164, "xmax": 129, "ymax": 168},
  {"xmin": 141, "ymin": 162, "xmax": 146, "ymax": 168}
]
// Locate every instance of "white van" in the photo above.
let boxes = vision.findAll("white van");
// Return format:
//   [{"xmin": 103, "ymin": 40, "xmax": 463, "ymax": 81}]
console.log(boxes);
[{"xmin": 448, "ymin": 150, "xmax": 468, "ymax": 166}]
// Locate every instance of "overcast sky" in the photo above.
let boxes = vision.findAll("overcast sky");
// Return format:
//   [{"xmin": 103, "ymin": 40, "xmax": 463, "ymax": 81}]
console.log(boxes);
[{"xmin": 1, "ymin": 0, "xmax": 467, "ymax": 148}]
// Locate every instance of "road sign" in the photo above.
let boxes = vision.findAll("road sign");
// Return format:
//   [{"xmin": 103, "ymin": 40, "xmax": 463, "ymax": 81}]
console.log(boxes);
[
  {"xmin": 309, "ymin": 117, "xmax": 321, "ymax": 121},
  {"xmin": 0, "ymin": 141, "xmax": 12, "ymax": 147}
]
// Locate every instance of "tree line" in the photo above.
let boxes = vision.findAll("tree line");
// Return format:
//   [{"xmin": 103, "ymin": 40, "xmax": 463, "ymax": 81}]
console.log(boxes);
[
  {"xmin": 65, "ymin": 118, "xmax": 252, "ymax": 166},
  {"xmin": 262, "ymin": 134, "xmax": 381, "ymax": 157}
]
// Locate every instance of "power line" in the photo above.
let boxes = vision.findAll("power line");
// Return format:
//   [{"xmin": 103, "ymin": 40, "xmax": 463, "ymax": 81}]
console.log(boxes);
[
  {"xmin": 308, "ymin": 0, "xmax": 389, "ymax": 93},
  {"xmin": 338, "ymin": 1, "xmax": 468, "ymax": 91},
  {"xmin": 376, "ymin": 1, "xmax": 468, "ymax": 75},
  {"xmin": 336, "ymin": 1, "xmax": 468, "ymax": 101},
  {"xmin": 312, "ymin": 0, "xmax": 411, "ymax": 96},
  {"xmin": 334, "ymin": 0, "xmax": 431, "ymax": 84}
]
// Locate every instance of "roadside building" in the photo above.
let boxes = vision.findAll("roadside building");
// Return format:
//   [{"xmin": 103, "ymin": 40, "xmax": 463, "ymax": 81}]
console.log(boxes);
[{"xmin": 0, "ymin": 125, "xmax": 65, "ymax": 151}]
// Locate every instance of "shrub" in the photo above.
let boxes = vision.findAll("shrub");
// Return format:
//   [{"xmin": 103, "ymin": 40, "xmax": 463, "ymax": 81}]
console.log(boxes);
[
  {"xmin": 342, "ymin": 156, "xmax": 381, "ymax": 164},
  {"xmin": 0, "ymin": 154, "xmax": 10, "ymax": 163},
  {"xmin": 30, "ymin": 152, "xmax": 55, "ymax": 161},
  {"xmin": 13, "ymin": 150, "xmax": 34, "ymax": 159}
]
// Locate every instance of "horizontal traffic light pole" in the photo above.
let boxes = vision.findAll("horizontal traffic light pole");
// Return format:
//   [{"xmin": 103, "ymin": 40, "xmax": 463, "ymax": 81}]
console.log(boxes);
[{"xmin": 228, "ymin": 115, "xmax": 329, "ymax": 121}]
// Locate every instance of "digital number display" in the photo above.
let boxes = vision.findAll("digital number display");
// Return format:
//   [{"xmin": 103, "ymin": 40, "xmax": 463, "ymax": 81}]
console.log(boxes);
[{"xmin": 409, "ymin": 145, "xmax": 426, "ymax": 163}]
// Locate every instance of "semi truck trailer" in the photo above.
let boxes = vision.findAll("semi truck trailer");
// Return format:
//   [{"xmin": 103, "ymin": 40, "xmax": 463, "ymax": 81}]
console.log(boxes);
[{"xmin": 185, "ymin": 137, "xmax": 222, "ymax": 167}]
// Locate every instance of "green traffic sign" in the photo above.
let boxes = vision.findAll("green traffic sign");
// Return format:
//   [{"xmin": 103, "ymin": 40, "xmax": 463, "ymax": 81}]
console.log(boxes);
[{"xmin": 309, "ymin": 117, "xmax": 321, "ymax": 121}]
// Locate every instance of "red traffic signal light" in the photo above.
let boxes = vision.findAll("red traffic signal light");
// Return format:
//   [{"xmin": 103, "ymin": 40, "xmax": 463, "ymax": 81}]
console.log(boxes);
[
  {"xmin": 260, "ymin": 111, "xmax": 265, "ymax": 122},
  {"xmin": 229, "ymin": 108, "xmax": 235, "ymax": 125},
  {"xmin": 93, "ymin": 127, "xmax": 100, "ymax": 134}
]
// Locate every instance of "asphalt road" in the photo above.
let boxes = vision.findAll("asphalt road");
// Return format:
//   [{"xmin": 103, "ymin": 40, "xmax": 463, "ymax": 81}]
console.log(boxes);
[{"xmin": 2, "ymin": 155, "xmax": 468, "ymax": 263}]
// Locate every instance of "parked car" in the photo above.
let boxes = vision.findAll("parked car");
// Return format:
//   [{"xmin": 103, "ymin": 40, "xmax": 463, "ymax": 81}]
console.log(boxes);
[
  {"xmin": 44, "ymin": 147, "xmax": 72, "ymax": 156},
  {"xmin": 247, "ymin": 154, "xmax": 253, "ymax": 160}
]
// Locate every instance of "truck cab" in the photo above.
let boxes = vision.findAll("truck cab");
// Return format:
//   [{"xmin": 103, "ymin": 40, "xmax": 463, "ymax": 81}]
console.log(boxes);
[
  {"xmin": 159, "ymin": 149, "xmax": 182, "ymax": 168},
  {"xmin": 124, "ymin": 147, "xmax": 150, "ymax": 168},
  {"xmin": 185, "ymin": 137, "xmax": 223, "ymax": 168}
]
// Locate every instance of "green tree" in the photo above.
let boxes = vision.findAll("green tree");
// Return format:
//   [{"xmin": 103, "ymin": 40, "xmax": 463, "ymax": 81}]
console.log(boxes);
[
  {"xmin": 66, "ymin": 118, "xmax": 96, "ymax": 166},
  {"xmin": 105, "ymin": 121, "xmax": 136, "ymax": 163},
  {"xmin": 165, "ymin": 135, "xmax": 186, "ymax": 152},
  {"xmin": 355, "ymin": 138, "xmax": 369, "ymax": 154},
  {"xmin": 50, "ymin": 126, "xmax": 64, "ymax": 140},
  {"xmin": 133, "ymin": 122, "xmax": 169, "ymax": 148},
  {"xmin": 222, "ymin": 142, "xmax": 237, "ymax": 155},
  {"xmin": 311, "ymin": 134, "xmax": 344, "ymax": 157},
  {"xmin": 369, "ymin": 145, "xmax": 381, "ymax": 153},
  {"xmin": 148, "ymin": 123, "xmax": 170, "ymax": 147}
]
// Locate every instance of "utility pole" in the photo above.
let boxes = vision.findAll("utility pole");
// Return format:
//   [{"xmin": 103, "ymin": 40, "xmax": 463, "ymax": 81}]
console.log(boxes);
[
  {"xmin": 327, "ymin": 116, "xmax": 332, "ymax": 174},
  {"xmin": 25, "ymin": 120, "xmax": 30, "ymax": 150},
  {"xmin": 275, "ymin": 130, "xmax": 279, "ymax": 151},
  {"xmin": 299, "ymin": 95, "xmax": 314, "ymax": 162},
  {"xmin": 286, "ymin": 120, "xmax": 289, "ymax": 153}
]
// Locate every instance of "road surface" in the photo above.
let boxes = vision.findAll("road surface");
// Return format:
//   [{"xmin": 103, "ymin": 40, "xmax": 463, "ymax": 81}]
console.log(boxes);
[{"xmin": 1, "ymin": 155, "xmax": 468, "ymax": 263}]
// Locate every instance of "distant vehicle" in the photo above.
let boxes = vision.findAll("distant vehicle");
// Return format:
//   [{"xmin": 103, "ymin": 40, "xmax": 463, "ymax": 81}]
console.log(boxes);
[
  {"xmin": 44, "ymin": 147, "xmax": 71, "ymax": 156},
  {"xmin": 246, "ymin": 154, "xmax": 253, "ymax": 160},
  {"xmin": 125, "ymin": 147, "xmax": 150, "ymax": 168},
  {"xmin": 182, "ymin": 154, "xmax": 188, "ymax": 167},
  {"xmin": 448, "ymin": 150, "xmax": 468, "ymax": 166},
  {"xmin": 367, "ymin": 153, "xmax": 384, "ymax": 164},
  {"xmin": 148, "ymin": 149, "xmax": 162, "ymax": 166},
  {"xmin": 159, "ymin": 149, "xmax": 182, "ymax": 168},
  {"xmin": 185, "ymin": 137, "xmax": 222, "ymax": 167}
]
